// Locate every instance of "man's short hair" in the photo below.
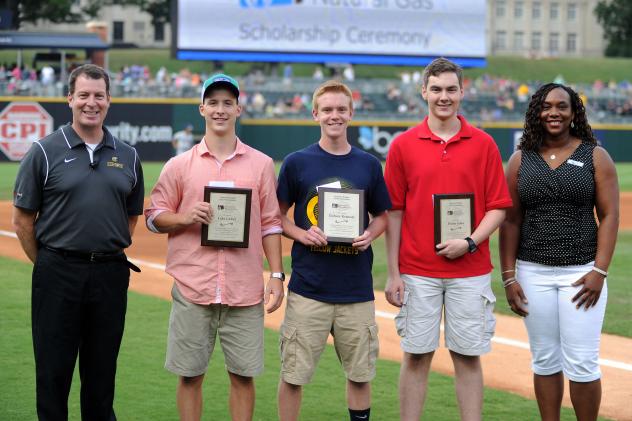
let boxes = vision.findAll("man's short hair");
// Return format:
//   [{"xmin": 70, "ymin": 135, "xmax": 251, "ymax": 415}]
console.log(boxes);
[
  {"xmin": 312, "ymin": 80, "xmax": 353, "ymax": 112},
  {"xmin": 68, "ymin": 64, "xmax": 110, "ymax": 95},
  {"xmin": 422, "ymin": 57, "xmax": 463, "ymax": 88}
]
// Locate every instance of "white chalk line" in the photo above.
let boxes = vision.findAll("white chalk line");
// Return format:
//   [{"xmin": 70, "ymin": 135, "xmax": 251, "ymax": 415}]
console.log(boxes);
[{"xmin": 2, "ymin": 230, "xmax": 631, "ymax": 372}]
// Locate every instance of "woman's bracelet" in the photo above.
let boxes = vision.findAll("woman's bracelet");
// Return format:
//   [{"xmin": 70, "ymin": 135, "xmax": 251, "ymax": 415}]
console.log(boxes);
[
  {"xmin": 503, "ymin": 279, "xmax": 518, "ymax": 288},
  {"xmin": 592, "ymin": 266, "xmax": 608, "ymax": 277},
  {"xmin": 502, "ymin": 276, "xmax": 516, "ymax": 285},
  {"xmin": 501, "ymin": 269, "xmax": 515, "ymax": 274}
]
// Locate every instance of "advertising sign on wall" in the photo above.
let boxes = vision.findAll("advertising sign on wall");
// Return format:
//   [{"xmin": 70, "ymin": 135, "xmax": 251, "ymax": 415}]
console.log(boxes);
[
  {"xmin": 0, "ymin": 102, "xmax": 54, "ymax": 161},
  {"xmin": 0, "ymin": 101, "xmax": 185, "ymax": 162},
  {"xmin": 2, "ymin": 101, "xmax": 631, "ymax": 163},
  {"xmin": 351, "ymin": 125, "xmax": 407, "ymax": 159}
]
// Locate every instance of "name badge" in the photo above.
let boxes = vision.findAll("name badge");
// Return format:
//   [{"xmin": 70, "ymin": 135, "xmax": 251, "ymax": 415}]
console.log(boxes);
[
  {"xmin": 209, "ymin": 180, "xmax": 235, "ymax": 187},
  {"xmin": 568, "ymin": 159, "xmax": 584, "ymax": 167}
]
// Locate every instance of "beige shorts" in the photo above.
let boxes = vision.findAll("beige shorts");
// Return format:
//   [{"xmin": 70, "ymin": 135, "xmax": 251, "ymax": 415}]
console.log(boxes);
[
  {"xmin": 396, "ymin": 273, "xmax": 496, "ymax": 356},
  {"xmin": 279, "ymin": 291, "xmax": 379, "ymax": 385},
  {"xmin": 165, "ymin": 284, "xmax": 264, "ymax": 378}
]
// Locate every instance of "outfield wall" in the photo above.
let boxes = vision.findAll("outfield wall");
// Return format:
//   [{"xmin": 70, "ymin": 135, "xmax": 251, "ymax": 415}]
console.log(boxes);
[{"xmin": 1, "ymin": 98, "xmax": 631, "ymax": 162}]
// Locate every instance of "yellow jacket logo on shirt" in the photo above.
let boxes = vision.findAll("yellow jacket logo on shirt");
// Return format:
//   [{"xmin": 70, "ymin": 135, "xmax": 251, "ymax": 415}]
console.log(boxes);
[{"xmin": 107, "ymin": 156, "xmax": 124, "ymax": 169}]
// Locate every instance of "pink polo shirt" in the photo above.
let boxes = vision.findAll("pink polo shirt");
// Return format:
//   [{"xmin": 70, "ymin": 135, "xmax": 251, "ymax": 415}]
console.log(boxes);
[{"xmin": 145, "ymin": 138, "xmax": 282, "ymax": 306}]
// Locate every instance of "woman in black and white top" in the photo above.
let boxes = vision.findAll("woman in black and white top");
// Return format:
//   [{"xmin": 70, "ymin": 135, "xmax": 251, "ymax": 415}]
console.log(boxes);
[{"xmin": 499, "ymin": 83, "xmax": 619, "ymax": 421}]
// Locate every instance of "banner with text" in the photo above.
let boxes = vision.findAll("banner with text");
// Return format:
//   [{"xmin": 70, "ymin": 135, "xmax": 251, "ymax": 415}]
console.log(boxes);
[{"xmin": 175, "ymin": 0, "xmax": 487, "ymax": 66}]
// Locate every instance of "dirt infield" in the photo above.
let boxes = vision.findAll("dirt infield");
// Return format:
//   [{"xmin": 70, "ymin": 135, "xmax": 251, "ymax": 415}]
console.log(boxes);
[{"xmin": 1, "ymin": 198, "xmax": 632, "ymax": 420}]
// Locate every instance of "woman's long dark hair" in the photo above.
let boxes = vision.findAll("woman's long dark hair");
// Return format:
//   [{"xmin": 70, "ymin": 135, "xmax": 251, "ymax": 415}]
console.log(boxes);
[{"xmin": 518, "ymin": 83, "xmax": 597, "ymax": 151}]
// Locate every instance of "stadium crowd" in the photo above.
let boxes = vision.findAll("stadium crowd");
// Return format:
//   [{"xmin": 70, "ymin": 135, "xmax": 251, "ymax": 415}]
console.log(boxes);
[{"xmin": 1, "ymin": 62, "xmax": 631, "ymax": 123}]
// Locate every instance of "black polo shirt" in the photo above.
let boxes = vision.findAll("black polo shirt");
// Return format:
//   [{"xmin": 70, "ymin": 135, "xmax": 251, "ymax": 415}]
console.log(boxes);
[{"xmin": 14, "ymin": 124, "xmax": 144, "ymax": 252}]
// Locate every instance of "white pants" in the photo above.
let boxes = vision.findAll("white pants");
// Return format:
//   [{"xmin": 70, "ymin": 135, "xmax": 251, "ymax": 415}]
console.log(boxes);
[{"xmin": 517, "ymin": 260, "xmax": 607, "ymax": 382}]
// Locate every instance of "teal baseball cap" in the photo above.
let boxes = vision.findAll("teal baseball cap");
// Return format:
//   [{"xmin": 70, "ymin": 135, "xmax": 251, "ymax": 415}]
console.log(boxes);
[{"xmin": 201, "ymin": 73, "xmax": 240, "ymax": 102}]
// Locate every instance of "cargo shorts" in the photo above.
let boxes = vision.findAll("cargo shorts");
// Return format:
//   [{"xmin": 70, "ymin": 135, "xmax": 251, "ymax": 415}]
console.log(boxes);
[
  {"xmin": 279, "ymin": 291, "xmax": 379, "ymax": 385},
  {"xmin": 395, "ymin": 273, "xmax": 496, "ymax": 356},
  {"xmin": 165, "ymin": 284, "xmax": 264, "ymax": 378}
]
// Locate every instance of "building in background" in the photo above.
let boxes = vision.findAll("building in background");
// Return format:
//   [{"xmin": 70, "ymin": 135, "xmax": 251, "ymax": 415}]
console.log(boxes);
[
  {"xmin": 20, "ymin": 1, "xmax": 170, "ymax": 48},
  {"xmin": 487, "ymin": 0, "xmax": 605, "ymax": 57}
]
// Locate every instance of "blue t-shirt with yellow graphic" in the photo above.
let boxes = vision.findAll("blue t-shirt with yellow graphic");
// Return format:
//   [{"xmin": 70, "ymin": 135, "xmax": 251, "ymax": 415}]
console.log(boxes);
[{"xmin": 277, "ymin": 143, "xmax": 391, "ymax": 303}]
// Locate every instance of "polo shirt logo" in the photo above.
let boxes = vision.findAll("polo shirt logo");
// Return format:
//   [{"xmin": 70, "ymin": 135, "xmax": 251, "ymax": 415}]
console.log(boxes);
[{"xmin": 106, "ymin": 156, "xmax": 124, "ymax": 169}]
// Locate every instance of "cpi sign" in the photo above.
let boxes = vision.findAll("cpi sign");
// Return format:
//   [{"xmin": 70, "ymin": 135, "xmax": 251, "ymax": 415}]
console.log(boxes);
[{"xmin": 0, "ymin": 102, "xmax": 54, "ymax": 161}]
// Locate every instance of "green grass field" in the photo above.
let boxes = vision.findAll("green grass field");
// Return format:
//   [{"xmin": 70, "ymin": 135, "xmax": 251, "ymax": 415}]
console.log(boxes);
[
  {"xmin": 0, "ymin": 256, "xmax": 606, "ymax": 420},
  {"xmin": 615, "ymin": 163, "xmax": 632, "ymax": 192},
  {"xmin": 3, "ymin": 162, "xmax": 632, "ymax": 202},
  {"xmin": 2, "ymin": 161, "xmax": 632, "ymax": 338},
  {"xmin": 2, "ymin": 49, "xmax": 632, "ymax": 83}
]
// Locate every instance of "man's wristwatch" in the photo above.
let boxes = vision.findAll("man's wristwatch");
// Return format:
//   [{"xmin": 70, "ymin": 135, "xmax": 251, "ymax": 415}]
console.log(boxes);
[
  {"xmin": 465, "ymin": 237, "xmax": 478, "ymax": 254},
  {"xmin": 270, "ymin": 272, "xmax": 286, "ymax": 282}
]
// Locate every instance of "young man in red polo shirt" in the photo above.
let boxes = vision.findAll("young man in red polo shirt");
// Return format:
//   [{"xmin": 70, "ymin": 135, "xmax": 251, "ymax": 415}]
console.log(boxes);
[{"xmin": 384, "ymin": 58, "xmax": 512, "ymax": 421}]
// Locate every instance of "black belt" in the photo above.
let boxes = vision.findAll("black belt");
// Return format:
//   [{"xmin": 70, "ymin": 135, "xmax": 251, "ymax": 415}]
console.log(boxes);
[{"xmin": 43, "ymin": 246, "xmax": 141, "ymax": 272}]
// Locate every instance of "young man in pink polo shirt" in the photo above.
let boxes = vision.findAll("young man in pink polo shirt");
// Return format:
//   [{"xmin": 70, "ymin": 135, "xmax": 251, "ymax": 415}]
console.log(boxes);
[
  {"xmin": 384, "ymin": 58, "xmax": 512, "ymax": 421},
  {"xmin": 145, "ymin": 74, "xmax": 284, "ymax": 421}
]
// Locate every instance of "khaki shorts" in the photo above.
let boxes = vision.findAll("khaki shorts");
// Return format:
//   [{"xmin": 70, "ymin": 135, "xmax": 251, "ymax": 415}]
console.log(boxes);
[
  {"xmin": 279, "ymin": 291, "xmax": 379, "ymax": 385},
  {"xmin": 395, "ymin": 273, "xmax": 496, "ymax": 356},
  {"xmin": 165, "ymin": 284, "xmax": 264, "ymax": 378}
]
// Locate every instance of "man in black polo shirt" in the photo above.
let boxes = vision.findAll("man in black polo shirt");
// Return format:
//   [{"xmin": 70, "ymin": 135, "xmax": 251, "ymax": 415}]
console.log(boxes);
[{"xmin": 12, "ymin": 64, "xmax": 144, "ymax": 420}]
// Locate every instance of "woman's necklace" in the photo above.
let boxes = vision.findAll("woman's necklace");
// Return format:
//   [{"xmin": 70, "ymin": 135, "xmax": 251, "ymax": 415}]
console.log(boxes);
[{"xmin": 548, "ymin": 141, "xmax": 574, "ymax": 160}]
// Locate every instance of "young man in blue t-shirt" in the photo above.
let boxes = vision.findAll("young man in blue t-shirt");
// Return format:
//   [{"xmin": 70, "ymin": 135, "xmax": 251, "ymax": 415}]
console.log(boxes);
[{"xmin": 276, "ymin": 80, "xmax": 391, "ymax": 421}]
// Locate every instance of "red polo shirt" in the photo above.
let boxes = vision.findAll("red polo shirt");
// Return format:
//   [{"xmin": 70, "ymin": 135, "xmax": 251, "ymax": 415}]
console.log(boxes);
[{"xmin": 385, "ymin": 116, "xmax": 512, "ymax": 278}]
